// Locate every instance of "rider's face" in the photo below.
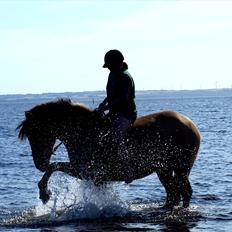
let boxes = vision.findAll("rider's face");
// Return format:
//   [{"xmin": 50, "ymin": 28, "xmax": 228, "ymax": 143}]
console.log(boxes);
[{"xmin": 107, "ymin": 62, "xmax": 123, "ymax": 72}]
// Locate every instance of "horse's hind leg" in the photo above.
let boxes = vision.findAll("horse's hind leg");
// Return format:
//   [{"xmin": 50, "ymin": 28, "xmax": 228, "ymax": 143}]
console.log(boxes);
[
  {"xmin": 156, "ymin": 169, "xmax": 181, "ymax": 209},
  {"xmin": 182, "ymin": 175, "xmax": 192, "ymax": 208},
  {"xmin": 175, "ymin": 171, "xmax": 192, "ymax": 208}
]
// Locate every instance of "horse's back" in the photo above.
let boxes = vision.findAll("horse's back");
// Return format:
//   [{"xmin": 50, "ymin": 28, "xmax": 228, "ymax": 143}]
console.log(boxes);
[{"xmin": 132, "ymin": 111, "xmax": 200, "ymax": 151}]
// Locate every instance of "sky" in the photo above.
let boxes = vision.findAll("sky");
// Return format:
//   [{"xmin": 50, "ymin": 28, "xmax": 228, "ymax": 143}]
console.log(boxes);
[{"xmin": 0, "ymin": 0, "xmax": 232, "ymax": 94}]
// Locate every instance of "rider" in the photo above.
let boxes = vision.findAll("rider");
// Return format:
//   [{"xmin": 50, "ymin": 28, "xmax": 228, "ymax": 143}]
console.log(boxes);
[{"xmin": 98, "ymin": 49, "xmax": 137, "ymax": 140}]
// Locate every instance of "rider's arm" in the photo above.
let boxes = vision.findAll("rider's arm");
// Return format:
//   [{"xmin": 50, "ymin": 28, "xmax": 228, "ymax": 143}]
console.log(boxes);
[{"xmin": 98, "ymin": 97, "xmax": 109, "ymax": 112}]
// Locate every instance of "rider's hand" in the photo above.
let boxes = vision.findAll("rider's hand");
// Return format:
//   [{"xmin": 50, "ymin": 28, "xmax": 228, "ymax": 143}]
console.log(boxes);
[
  {"xmin": 98, "ymin": 103, "xmax": 106, "ymax": 114},
  {"xmin": 94, "ymin": 107, "xmax": 105, "ymax": 117}
]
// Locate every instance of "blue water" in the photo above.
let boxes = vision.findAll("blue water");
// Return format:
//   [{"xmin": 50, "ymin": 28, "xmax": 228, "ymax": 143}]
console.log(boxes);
[{"xmin": 0, "ymin": 90, "xmax": 232, "ymax": 231}]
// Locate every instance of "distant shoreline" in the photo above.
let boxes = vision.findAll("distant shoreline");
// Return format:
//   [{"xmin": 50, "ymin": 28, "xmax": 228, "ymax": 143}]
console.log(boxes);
[
  {"xmin": 0, "ymin": 88, "xmax": 231, "ymax": 97},
  {"xmin": 0, "ymin": 88, "xmax": 231, "ymax": 101}
]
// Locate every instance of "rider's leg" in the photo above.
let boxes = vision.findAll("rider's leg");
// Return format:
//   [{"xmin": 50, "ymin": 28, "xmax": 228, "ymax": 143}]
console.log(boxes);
[{"xmin": 110, "ymin": 114, "xmax": 133, "ymax": 183}]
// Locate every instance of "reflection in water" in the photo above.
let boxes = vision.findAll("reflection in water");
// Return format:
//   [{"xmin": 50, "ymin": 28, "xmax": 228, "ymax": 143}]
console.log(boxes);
[
  {"xmin": 37, "ymin": 221, "xmax": 198, "ymax": 232},
  {"xmin": 161, "ymin": 222, "xmax": 198, "ymax": 232},
  {"xmin": 2, "ymin": 204, "xmax": 201, "ymax": 232}
]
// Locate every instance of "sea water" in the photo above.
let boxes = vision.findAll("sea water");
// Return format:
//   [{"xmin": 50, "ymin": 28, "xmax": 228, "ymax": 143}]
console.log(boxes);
[{"xmin": 0, "ymin": 90, "xmax": 231, "ymax": 231}]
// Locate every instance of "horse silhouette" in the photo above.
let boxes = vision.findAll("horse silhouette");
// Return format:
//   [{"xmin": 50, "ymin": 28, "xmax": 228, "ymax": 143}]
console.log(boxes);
[{"xmin": 17, "ymin": 99, "xmax": 200, "ymax": 209}]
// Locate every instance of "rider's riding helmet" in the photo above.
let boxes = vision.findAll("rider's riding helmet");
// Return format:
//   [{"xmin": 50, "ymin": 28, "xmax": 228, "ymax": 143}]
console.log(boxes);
[{"xmin": 103, "ymin": 49, "xmax": 124, "ymax": 68}]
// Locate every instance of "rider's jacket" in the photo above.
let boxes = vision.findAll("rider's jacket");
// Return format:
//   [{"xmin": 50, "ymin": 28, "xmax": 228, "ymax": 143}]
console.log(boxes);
[{"xmin": 106, "ymin": 68, "xmax": 137, "ymax": 123}]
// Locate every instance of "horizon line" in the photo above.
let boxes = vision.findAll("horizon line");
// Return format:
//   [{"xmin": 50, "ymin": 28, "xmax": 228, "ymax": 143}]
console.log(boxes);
[{"xmin": 0, "ymin": 87, "xmax": 231, "ymax": 96}]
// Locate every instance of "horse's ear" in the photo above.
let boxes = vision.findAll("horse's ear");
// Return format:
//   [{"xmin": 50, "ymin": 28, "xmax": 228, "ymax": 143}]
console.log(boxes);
[{"xmin": 25, "ymin": 111, "xmax": 33, "ymax": 118}]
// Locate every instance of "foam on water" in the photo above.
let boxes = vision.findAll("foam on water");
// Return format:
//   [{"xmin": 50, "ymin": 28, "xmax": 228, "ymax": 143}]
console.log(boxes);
[{"xmin": 129, "ymin": 203, "xmax": 202, "ymax": 223}]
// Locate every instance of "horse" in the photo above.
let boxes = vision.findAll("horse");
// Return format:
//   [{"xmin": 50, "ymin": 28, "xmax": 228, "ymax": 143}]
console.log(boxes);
[{"xmin": 17, "ymin": 99, "xmax": 201, "ymax": 209}]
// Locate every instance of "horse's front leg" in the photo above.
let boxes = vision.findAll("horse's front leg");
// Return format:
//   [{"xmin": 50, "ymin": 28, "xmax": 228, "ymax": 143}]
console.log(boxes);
[
  {"xmin": 38, "ymin": 162, "xmax": 79, "ymax": 204},
  {"xmin": 38, "ymin": 169, "xmax": 53, "ymax": 204}
]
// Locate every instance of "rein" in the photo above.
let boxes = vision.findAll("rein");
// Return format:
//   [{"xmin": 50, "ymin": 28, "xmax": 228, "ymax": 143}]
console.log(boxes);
[{"xmin": 51, "ymin": 141, "xmax": 63, "ymax": 156}]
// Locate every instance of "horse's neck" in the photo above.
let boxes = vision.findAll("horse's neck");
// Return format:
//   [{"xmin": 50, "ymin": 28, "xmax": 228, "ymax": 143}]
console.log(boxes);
[{"xmin": 57, "ymin": 115, "xmax": 95, "ymax": 152}]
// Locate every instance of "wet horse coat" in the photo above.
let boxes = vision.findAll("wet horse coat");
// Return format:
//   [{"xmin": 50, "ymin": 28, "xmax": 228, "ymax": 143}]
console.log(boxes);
[{"xmin": 18, "ymin": 99, "xmax": 200, "ymax": 208}]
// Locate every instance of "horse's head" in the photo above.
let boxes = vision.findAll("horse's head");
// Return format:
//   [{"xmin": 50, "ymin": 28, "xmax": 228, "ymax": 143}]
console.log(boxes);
[
  {"xmin": 17, "ymin": 110, "xmax": 56, "ymax": 172},
  {"xmin": 18, "ymin": 99, "xmax": 100, "ymax": 172}
]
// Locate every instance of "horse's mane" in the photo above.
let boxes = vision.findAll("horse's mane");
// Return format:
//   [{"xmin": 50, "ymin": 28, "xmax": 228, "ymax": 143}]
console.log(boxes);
[{"xmin": 17, "ymin": 99, "xmax": 91, "ymax": 140}]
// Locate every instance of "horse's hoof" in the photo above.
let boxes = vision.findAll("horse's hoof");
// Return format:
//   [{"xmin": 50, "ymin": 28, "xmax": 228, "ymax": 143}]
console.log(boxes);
[
  {"xmin": 183, "ymin": 202, "xmax": 190, "ymax": 208},
  {"xmin": 163, "ymin": 202, "xmax": 175, "ymax": 211},
  {"xmin": 40, "ymin": 189, "xmax": 52, "ymax": 204},
  {"xmin": 125, "ymin": 179, "xmax": 133, "ymax": 184},
  {"xmin": 94, "ymin": 180, "xmax": 103, "ymax": 187}
]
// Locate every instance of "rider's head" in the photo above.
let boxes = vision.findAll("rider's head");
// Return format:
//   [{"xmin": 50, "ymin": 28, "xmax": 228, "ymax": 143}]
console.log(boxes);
[{"xmin": 103, "ymin": 49, "xmax": 124, "ymax": 71}]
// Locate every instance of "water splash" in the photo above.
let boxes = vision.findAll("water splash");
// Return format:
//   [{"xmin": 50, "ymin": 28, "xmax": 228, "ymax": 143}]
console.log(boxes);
[
  {"xmin": 1, "ymin": 173, "xmax": 129, "ymax": 227},
  {"xmin": 129, "ymin": 203, "xmax": 202, "ymax": 223},
  {"xmin": 35, "ymin": 174, "xmax": 129, "ymax": 221},
  {"xmin": 0, "ymin": 173, "xmax": 202, "ymax": 228}
]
